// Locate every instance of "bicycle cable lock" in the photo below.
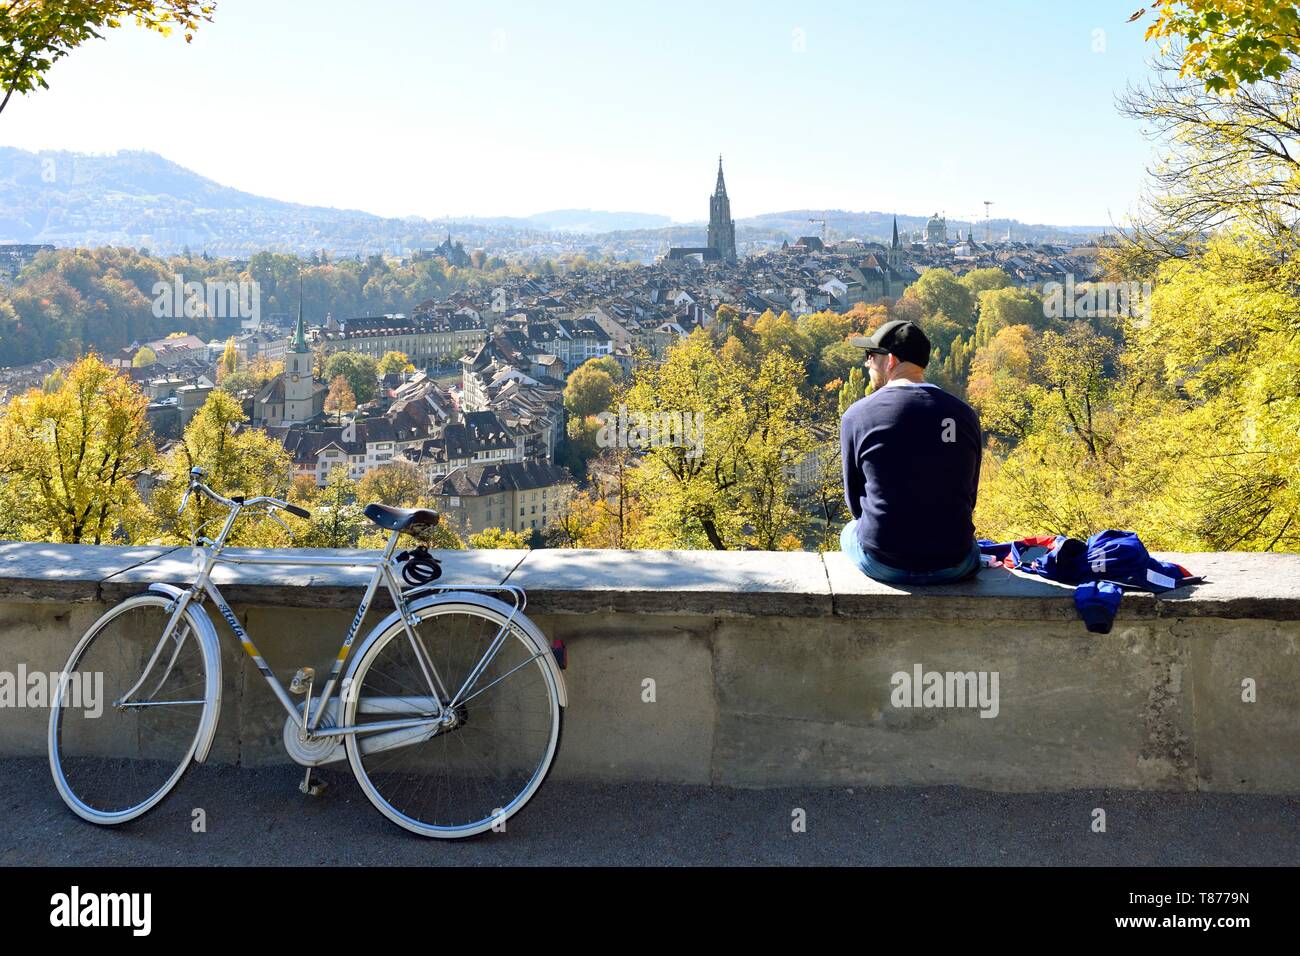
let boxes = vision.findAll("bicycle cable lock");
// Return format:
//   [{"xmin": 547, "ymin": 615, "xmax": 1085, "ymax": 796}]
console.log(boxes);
[{"xmin": 396, "ymin": 546, "xmax": 443, "ymax": 586}]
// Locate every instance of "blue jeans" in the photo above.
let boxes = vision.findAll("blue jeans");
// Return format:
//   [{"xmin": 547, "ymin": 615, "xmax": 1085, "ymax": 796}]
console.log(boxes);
[{"xmin": 839, "ymin": 520, "xmax": 981, "ymax": 585}]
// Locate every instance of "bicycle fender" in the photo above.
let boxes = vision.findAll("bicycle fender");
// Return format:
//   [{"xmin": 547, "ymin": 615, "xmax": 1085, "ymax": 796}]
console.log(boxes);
[
  {"xmin": 147, "ymin": 583, "xmax": 224, "ymax": 763},
  {"xmin": 345, "ymin": 591, "xmax": 567, "ymax": 709}
]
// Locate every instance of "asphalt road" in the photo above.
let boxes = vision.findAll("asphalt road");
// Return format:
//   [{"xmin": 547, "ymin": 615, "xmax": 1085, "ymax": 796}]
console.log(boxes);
[{"xmin": 4, "ymin": 757, "xmax": 1297, "ymax": 866}]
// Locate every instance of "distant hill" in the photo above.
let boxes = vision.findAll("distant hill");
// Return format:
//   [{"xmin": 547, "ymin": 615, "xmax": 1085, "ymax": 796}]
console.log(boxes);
[
  {"xmin": 0, "ymin": 148, "xmax": 512, "ymax": 257},
  {"xmin": 0, "ymin": 148, "xmax": 1108, "ymax": 255}
]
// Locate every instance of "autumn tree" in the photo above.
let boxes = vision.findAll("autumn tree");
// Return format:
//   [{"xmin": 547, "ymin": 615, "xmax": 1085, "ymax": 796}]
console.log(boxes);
[
  {"xmin": 625, "ymin": 329, "xmax": 812, "ymax": 550},
  {"xmin": 131, "ymin": 345, "xmax": 157, "ymax": 367},
  {"xmin": 1119, "ymin": 47, "xmax": 1300, "ymax": 246},
  {"xmin": 1137, "ymin": 0, "xmax": 1300, "ymax": 92},
  {"xmin": 217, "ymin": 336, "xmax": 238, "ymax": 380},
  {"xmin": 468, "ymin": 526, "xmax": 528, "ymax": 549},
  {"xmin": 838, "ymin": 365, "xmax": 866, "ymax": 415},
  {"xmin": 378, "ymin": 350, "xmax": 414, "ymax": 376},
  {"xmin": 0, "ymin": 354, "xmax": 156, "ymax": 543},
  {"xmin": 152, "ymin": 390, "xmax": 296, "ymax": 547},
  {"xmin": 290, "ymin": 467, "xmax": 363, "ymax": 549},
  {"xmin": 324, "ymin": 374, "xmax": 356, "ymax": 424},
  {"xmin": 218, "ymin": 355, "xmax": 282, "ymax": 397},
  {"xmin": 549, "ymin": 447, "xmax": 643, "ymax": 549},
  {"xmin": 356, "ymin": 460, "xmax": 425, "ymax": 507}
]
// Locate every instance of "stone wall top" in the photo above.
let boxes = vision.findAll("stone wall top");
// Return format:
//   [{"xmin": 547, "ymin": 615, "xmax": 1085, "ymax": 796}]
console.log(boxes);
[{"xmin": 0, "ymin": 542, "xmax": 1295, "ymax": 620}]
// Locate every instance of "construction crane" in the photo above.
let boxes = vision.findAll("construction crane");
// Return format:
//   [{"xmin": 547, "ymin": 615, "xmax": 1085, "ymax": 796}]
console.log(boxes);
[
  {"xmin": 808, "ymin": 218, "xmax": 827, "ymax": 243},
  {"xmin": 983, "ymin": 201, "xmax": 994, "ymax": 243}
]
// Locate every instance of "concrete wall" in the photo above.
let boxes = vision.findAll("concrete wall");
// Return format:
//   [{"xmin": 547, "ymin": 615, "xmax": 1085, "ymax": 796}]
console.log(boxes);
[{"xmin": 1, "ymin": 542, "xmax": 1296, "ymax": 792}]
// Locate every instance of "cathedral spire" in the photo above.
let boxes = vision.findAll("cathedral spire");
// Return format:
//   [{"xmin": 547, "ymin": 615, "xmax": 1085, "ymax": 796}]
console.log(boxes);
[
  {"xmin": 891, "ymin": 215, "xmax": 900, "ymax": 250},
  {"xmin": 707, "ymin": 155, "xmax": 737, "ymax": 262}
]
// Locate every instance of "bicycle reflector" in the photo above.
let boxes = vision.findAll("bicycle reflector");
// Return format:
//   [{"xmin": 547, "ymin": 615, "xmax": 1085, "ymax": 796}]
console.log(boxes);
[{"xmin": 396, "ymin": 546, "xmax": 443, "ymax": 586}]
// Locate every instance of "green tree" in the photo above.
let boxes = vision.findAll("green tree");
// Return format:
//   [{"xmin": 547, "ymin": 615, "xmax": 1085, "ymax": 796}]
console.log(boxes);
[
  {"xmin": 903, "ymin": 268, "xmax": 975, "ymax": 329},
  {"xmin": 563, "ymin": 360, "xmax": 617, "ymax": 420},
  {"xmin": 0, "ymin": 353, "xmax": 156, "ymax": 543},
  {"xmin": 976, "ymin": 286, "xmax": 1046, "ymax": 343},
  {"xmin": 323, "ymin": 351, "xmax": 379, "ymax": 404},
  {"xmin": 960, "ymin": 267, "xmax": 1012, "ymax": 296},
  {"xmin": 0, "ymin": 1, "xmax": 216, "ymax": 117}
]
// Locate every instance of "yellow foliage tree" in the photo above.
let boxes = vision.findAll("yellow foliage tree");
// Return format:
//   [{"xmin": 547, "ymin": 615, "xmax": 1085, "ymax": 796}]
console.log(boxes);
[
  {"xmin": 0, "ymin": 354, "xmax": 156, "ymax": 543},
  {"xmin": 152, "ymin": 390, "xmax": 296, "ymax": 547}
]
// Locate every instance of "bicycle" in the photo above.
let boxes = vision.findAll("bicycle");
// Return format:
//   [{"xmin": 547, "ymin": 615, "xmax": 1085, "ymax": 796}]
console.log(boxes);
[{"xmin": 48, "ymin": 467, "xmax": 567, "ymax": 839}]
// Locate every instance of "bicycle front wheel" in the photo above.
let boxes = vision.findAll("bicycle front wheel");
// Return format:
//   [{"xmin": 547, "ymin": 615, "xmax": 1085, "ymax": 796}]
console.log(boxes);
[
  {"xmin": 49, "ymin": 594, "xmax": 216, "ymax": 825},
  {"xmin": 344, "ymin": 598, "xmax": 563, "ymax": 838}
]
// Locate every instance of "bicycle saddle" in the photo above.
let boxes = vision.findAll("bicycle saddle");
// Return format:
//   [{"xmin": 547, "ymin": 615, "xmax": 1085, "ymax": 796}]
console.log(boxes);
[{"xmin": 363, "ymin": 503, "xmax": 441, "ymax": 538}]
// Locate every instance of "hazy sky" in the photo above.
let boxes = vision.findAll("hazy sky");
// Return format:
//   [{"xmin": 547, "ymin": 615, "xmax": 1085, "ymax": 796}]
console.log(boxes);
[{"xmin": 2, "ymin": 0, "xmax": 1162, "ymax": 225}]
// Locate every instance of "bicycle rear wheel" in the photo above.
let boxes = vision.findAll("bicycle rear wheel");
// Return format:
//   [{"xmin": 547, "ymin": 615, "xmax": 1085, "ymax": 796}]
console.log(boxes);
[
  {"xmin": 344, "ymin": 598, "xmax": 563, "ymax": 838},
  {"xmin": 49, "ymin": 594, "xmax": 216, "ymax": 825}
]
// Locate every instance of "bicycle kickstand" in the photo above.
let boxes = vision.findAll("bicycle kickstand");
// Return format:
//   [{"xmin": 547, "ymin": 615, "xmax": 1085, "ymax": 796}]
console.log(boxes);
[{"xmin": 299, "ymin": 767, "xmax": 327, "ymax": 797}]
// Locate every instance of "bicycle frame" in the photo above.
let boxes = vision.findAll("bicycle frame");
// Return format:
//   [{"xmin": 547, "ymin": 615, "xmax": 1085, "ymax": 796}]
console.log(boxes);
[{"xmin": 129, "ymin": 492, "xmax": 530, "ymax": 747}]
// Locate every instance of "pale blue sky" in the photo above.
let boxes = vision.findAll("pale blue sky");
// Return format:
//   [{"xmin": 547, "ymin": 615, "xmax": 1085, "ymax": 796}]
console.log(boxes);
[{"xmin": 2, "ymin": 0, "xmax": 1161, "ymax": 225}]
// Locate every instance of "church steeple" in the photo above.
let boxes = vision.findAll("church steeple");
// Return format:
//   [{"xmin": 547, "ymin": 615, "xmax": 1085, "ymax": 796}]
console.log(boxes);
[
  {"xmin": 715, "ymin": 155, "xmax": 727, "ymax": 197},
  {"xmin": 887, "ymin": 214, "xmax": 903, "ymax": 268},
  {"xmin": 290, "ymin": 280, "xmax": 309, "ymax": 353}
]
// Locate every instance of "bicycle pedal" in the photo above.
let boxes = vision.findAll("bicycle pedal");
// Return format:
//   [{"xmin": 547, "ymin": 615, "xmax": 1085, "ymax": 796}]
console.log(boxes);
[
  {"xmin": 298, "ymin": 767, "xmax": 327, "ymax": 797},
  {"xmin": 289, "ymin": 667, "xmax": 315, "ymax": 695}
]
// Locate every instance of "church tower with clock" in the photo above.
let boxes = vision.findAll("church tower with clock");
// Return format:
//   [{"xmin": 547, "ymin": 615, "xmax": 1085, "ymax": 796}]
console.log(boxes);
[{"xmin": 284, "ymin": 301, "xmax": 317, "ymax": 424}]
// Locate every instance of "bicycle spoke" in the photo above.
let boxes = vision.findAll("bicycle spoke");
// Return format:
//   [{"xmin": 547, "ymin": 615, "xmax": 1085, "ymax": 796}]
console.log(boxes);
[
  {"xmin": 347, "ymin": 602, "xmax": 560, "ymax": 837},
  {"xmin": 50, "ymin": 597, "xmax": 210, "ymax": 824}
]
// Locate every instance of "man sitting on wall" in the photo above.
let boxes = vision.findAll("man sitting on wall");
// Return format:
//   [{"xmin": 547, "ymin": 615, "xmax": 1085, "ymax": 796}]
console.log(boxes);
[{"xmin": 839, "ymin": 320, "xmax": 983, "ymax": 584}]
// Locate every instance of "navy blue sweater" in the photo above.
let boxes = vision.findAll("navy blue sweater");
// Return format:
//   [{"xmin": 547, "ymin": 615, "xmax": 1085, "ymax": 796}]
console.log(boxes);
[{"xmin": 840, "ymin": 381, "xmax": 982, "ymax": 572}]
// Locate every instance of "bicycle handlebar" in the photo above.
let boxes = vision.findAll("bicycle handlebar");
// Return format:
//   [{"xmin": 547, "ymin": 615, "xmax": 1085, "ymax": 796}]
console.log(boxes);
[{"xmin": 180, "ymin": 470, "xmax": 310, "ymax": 520}]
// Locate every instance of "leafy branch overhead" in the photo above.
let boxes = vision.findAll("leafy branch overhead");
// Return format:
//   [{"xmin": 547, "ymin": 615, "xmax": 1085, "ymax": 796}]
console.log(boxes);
[
  {"xmin": 0, "ymin": 0, "xmax": 216, "ymax": 115},
  {"xmin": 1135, "ymin": 0, "xmax": 1300, "ymax": 92}
]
